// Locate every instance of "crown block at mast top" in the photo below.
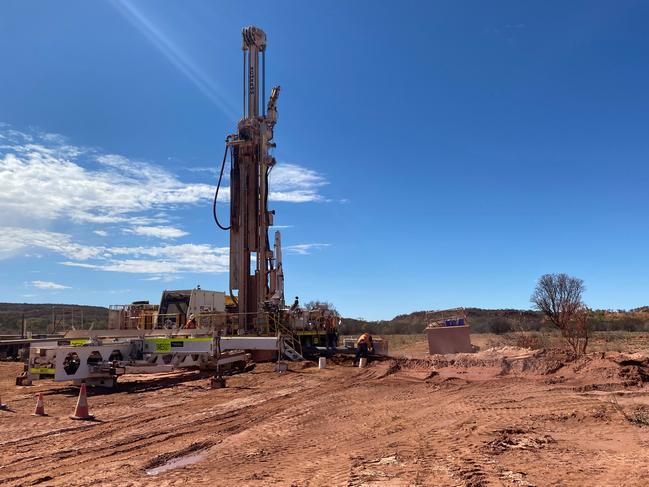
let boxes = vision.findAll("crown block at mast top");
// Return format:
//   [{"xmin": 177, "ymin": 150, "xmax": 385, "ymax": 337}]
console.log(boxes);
[{"xmin": 242, "ymin": 26, "xmax": 267, "ymax": 119}]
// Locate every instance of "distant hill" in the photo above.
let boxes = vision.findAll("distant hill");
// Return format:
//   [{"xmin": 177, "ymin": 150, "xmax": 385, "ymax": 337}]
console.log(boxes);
[
  {"xmin": 1, "ymin": 303, "xmax": 648, "ymax": 336},
  {"xmin": 0, "ymin": 303, "xmax": 108, "ymax": 334},
  {"xmin": 340, "ymin": 307, "xmax": 649, "ymax": 335}
]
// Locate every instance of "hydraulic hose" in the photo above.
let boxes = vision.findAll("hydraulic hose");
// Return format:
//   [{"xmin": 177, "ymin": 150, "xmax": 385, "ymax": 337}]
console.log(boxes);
[
  {"xmin": 213, "ymin": 142, "xmax": 231, "ymax": 231},
  {"xmin": 264, "ymin": 167, "xmax": 272, "ymax": 252}
]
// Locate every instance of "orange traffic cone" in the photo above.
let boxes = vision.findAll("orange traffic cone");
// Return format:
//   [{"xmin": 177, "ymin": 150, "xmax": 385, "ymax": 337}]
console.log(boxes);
[
  {"xmin": 70, "ymin": 383, "xmax": 94, "ymax": 420},
  {"xmin": 33, "ymin": 392, "xmax": 48, "ymax": 416}
]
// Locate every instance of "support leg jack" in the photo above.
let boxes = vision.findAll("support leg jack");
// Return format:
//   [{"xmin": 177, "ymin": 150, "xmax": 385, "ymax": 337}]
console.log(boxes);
[
  {"xmin": 210, "ymin": 362, "xmax": 226, "ymax": 389},
  {"xmin": 210, "ymin": 376, "xmax": 226, "ymax": 389}
]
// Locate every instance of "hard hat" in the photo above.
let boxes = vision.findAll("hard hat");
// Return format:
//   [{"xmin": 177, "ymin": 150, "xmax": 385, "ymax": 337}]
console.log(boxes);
[{"xmin": 189, "ymin": 314, "xmax": 195, "ymax": 319}]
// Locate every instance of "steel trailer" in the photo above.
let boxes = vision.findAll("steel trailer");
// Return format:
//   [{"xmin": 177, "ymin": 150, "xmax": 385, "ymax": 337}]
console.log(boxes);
[{"xmin": 19, "ymin": 333, "xmax": 280, "ymax": 387}]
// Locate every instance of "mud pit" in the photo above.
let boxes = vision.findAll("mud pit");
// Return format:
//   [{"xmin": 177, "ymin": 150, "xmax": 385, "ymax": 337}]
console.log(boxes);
[{"xmin": 2, "ymin": 347, "xmax": 649, "ymax": 486}]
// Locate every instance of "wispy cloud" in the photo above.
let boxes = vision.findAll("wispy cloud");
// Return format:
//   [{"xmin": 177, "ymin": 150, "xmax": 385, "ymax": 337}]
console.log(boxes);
[
  {"xmin": 30, "ymin": 280, "xmax": 71, "ymax": 290},
  {"xmin": 0, "ymin": 128, "xmax": 328, "ymax": 233},
  {"xmin": 62, "ymin": 243, "xmax": 230, "ymax": 274},
  {"xmin": 141, "ymin": 275, "xmax": 179, "ymax": 282},
  {"xmin": 284, "ymin": 243, "xmax": 331, "ymax": 255},
  {"xmin": 490, "ymin": 23, "xmax": 527, "ymax": 42},
  {"xmin": 1, "ymin": 127, "xmax": 332, "ymax": 278},
  {"xmin": 270, "ymin": 164, "xmax": 328, "ymax": 203},
  {"xmin": 123, "ymin": 225, "xmax": 189, "ymax": 239},
  {"xmin": 0, "ymin": 134, "xmax": 212, "ymax": 226},
  {"xmin": 0, "ymin": 227, "xmax": 226, "ymax": 273},
  {"xmin": 0, "ymin": 228, "xmax": 103, "ymax": 260},
  {"xmin": 3, "ymin": 225, "xmax": 328, "ymax": 273},
  {"xmin": 185, "ymin": 166, "xmax": 218, "ymax": 175}
]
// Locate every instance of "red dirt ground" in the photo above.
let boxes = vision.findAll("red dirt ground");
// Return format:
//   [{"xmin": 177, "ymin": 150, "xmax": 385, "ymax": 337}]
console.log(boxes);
[{"xmin": 2, "ymin": 346, "xmax": 649, "ymax": 486}]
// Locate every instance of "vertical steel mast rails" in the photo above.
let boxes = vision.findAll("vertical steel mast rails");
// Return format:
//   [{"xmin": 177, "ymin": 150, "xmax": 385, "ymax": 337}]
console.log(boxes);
[{"xmin": 213, "ymin": 26, "xmax": 284, "ymax": 331}]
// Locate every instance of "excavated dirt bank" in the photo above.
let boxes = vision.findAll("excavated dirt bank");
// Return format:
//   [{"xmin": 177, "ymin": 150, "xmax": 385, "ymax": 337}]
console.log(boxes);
[
  {"xmin": 2, "ymin": 347, "xmax": 649, "ymax": 486},
  {"xmin": 386, "ymin": 347, "xmax": 649, "ymax": 389}
]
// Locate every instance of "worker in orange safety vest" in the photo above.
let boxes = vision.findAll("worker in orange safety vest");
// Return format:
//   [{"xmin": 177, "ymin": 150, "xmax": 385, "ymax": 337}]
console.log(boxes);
[
  {"xmin": 354, "ymin": 332, "xmax": 374, "ymax": 365},
  {"xmin": 185, "ymin": 314, "xmax": 198, "ymax": 329}
]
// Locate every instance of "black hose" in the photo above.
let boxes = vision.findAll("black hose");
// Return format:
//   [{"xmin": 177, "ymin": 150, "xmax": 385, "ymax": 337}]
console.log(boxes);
[
  {"xmin": 213, "ymin": 143, "xmax": 231, "ymax": 231},
  {"xmin": 265, "ymin": 167, "xmax": 272, "ymax": 251}
]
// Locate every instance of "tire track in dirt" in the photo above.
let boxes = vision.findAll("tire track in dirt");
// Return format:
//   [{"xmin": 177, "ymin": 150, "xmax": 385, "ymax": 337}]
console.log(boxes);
[
  {"xmin": 4, "ymin": 356, "xmax": 649, "ymax": 486},
  {"xmin": 1, "ymin": 376, "xmax": 322, "ymax": 487},
  {"xmin": 212, "ymin": 376, "xmax": 365, "ymax": 486}
]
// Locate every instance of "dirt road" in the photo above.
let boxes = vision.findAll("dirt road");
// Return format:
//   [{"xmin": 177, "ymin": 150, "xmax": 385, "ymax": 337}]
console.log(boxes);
[{"xmin": 2, "ymin": 348, "xmax": 649, "ymax": 486}]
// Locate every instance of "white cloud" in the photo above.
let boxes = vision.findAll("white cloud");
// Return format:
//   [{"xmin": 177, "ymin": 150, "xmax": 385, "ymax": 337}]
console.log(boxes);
[
  {"xmin": 284, "ymin": 243, "xmax": 331, "ymax": 255},
  {"xmin": 62, "ymin": 243, "xmax": 229, "ymax": 274},
  {"xmin": 0, "ymin": 144, "xmax": 213, "ymax": 226},
  {"xmin": 31, "ymin": 280, "xmax": 71, "ymax": 290},
  {"xmin": 123, "ymin": 225, "xmax": 189, "ymax": 239},
  {"xmin": 0, "ymin": 128, "xmax": 328, "ymax": 232},
  {"xmin": 141, "ymin": 275, "xmax": 179, "ymax": 282},
  {"xmin": 0, "ymin": 127, "xmax": 332, "ymax": 278},
  {"xmin": 0, "ymin": 226, "xmax": 225, "ymax": 273},
  {"xmin": 270, "ymin": 164, "xmax": 328, "ymax": 203},
  {"xmin": 185, "ymin": 166, "xmax": 218, "ymax": 175},
  {"xmin": 0, "ymin": 228, "xmax": 103, "ymax": 260},
  {"xmin": 2, "ymin": 224, "xmax": 327, "ymax": 274}
]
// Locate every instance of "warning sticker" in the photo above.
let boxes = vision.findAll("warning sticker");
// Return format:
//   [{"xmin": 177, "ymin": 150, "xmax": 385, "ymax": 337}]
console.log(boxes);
[
  {"xmin": 30, "ymin": 367, "xmax": 56, "ymax": 375},
  {"xmin": 145, "ymin": 337, "xmax": 212, "ymax": 353},
  {"xmin": 153, "ymin": 339, "xmax": 171, "ymax": 353}
]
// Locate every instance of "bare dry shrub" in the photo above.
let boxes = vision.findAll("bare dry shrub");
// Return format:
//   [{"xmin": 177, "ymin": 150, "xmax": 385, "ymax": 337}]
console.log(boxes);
[
  {"xmin": 531, "ymin": 273, "xmax": 590, "ymax": 355},
  {"xmin": 627, "ymin": 407, "xmax": 649, "ymax": 426},
  {"xmin": 610, "ymin": 394, "xmax": 649, "ymax": 426}
]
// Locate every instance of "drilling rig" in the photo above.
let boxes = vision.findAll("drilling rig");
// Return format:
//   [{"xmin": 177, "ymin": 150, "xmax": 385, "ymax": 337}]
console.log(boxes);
[
  {"xmin": 212, "ymin": 26, "xmax": 339, "ymax": 350},
  {"xmin": 15, "ymin": 26, "xmax": 341, "ymax": 387},
  {"xmin": 214, "ymin": 26, "xmax": 284, "ymax": 331}
]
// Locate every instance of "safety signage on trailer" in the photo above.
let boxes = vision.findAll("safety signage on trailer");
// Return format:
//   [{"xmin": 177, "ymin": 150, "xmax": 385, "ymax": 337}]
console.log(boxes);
[{"xmin": 144, "ymin": 337, "xmax": 213, "ymax": 353}]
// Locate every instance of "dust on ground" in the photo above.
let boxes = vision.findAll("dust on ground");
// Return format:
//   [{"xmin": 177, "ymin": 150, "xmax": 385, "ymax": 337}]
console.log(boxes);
[{"xmin": 2, "ymin": 344, "xmax": 649, "ymax": 486}]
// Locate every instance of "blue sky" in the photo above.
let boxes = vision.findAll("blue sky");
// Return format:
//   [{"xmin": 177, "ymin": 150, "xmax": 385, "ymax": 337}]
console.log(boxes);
[{"xmin": 1, "ymin": 1, "xmax": 648, "ymax": 320}]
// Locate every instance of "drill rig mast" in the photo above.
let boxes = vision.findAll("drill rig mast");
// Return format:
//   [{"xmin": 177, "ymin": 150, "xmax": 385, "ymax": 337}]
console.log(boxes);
[
  {"xmin": 11, "ymin": 27, "xmax": 337, "ymax": 390},
  {"xmin": 219, "ymin": 26, "xmax": 284, "ymax": 331}
]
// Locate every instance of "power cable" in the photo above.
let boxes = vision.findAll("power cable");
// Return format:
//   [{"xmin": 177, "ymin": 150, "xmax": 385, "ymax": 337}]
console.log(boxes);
[{"xmin": 213, "ymin": 143, "xmax": 231, "ymax": 231}]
